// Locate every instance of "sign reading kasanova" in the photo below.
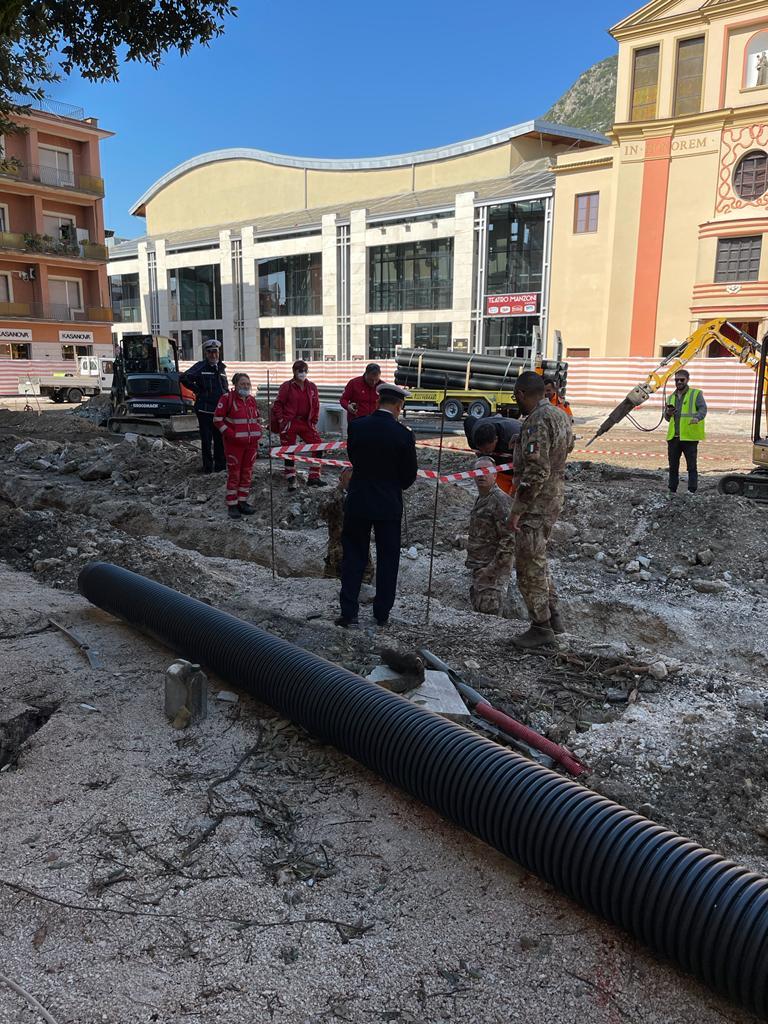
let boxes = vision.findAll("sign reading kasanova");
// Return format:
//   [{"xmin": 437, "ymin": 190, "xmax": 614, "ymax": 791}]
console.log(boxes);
[{"xmin": 486, "ymin": 293, "xmax": 540, "ymax": 317}]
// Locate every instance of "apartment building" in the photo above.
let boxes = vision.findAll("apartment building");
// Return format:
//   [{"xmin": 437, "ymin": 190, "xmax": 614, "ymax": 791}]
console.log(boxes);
[
  {"xmin": 0, "ymin": 99, "xmax": 112, "ymax": 365},
  {"xmin": 108, "ymin": 121, "xmax": 606, "ymax": 364}
]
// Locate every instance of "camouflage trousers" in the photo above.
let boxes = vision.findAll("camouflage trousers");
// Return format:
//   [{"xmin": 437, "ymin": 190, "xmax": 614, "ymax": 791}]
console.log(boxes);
[
  {"xmin": 325, "ymin": 541, "xmax": 373, "ymax": 583},
  {"xmin": 515, "ymin": 505, "xmax": 561, "ymax": 623},
  {"xmin": 469, "ymin": 569, "xmax": 510, "ymax": 616}
]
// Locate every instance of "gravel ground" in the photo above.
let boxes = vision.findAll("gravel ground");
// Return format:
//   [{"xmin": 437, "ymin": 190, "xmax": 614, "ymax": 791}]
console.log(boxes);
[{"xmin": 0, "ymin": 402, "xmax": 766, "ymax": 1024}]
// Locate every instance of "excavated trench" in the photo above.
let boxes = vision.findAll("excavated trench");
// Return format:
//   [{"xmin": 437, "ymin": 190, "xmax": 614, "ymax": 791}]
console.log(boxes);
[{"xmin": 0, "ymin": 702, "xmax": 58, "ymax": 769}]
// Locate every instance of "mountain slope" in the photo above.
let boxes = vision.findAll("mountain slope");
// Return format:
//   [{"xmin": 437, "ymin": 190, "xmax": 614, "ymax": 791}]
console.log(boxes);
[{"xmin": 545, "ymin": 55, "xmax": 618, "ymax": 134}]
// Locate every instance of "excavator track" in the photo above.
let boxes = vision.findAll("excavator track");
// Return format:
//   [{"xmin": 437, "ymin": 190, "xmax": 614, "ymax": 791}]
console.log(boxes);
[
  {"xmin": 718, "ymin": 470, "xmax": 768, "ymax": 502},
  {"xmin": 108, "ymin": 414, "xmax": 198, "ymax": 440}
]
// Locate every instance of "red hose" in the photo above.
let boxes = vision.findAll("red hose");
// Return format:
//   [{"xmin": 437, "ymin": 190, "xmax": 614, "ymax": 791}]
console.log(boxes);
[{"xmin": 474, "ymin": 702, "xmax": 587, "ymax": 777}]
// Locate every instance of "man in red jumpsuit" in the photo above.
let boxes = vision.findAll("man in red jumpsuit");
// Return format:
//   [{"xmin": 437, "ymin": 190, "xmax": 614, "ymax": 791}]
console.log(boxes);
[
  {"xmin": 272, "ymin": 360, "xmax": 325, "ymax": 490},
  {"xmin": 213, "ymin": 372, "xmax": 262, "ymax": 519},
  {"xmin": 340, "ymin": 363, "xmax": 382, "ymax": 424}
]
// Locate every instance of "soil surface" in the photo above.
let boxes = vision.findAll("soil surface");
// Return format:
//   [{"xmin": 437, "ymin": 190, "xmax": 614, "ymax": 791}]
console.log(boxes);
[{"xmin": 0, "ymin": 399, "xmax": 766, "ymax": 1024}]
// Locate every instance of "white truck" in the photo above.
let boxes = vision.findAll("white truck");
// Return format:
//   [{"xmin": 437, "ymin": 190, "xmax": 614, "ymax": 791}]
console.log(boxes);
[{"xmin": 18, "ymin": 355, "xmax": 114, "ymax": 404}]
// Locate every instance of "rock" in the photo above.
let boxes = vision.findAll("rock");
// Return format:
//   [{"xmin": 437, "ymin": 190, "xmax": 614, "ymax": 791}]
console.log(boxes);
[
  {"xmin": 405, "ymin": 546, "xmax": 419, "ymax": 560},
  {"xmin": 692, "ymin": 579, "xmax": 729, "ymax": 594},
  {"xmin": 668, "ymin": 568, "xmax": 686, "ymax": 581},
  {"xmin": 171, "ymin": 707, "xmax": 192, "ymax": 730},
  {"xmin": 79, "ymin": 460, "xmax": 113, "ymax": 482},
  {"xmin": 358, "ymin": 584, "xmax": 376, "ymax": 605},
  {"xmin": 696, "ymin": 549, "xmax": 714, "ymax": 566},
  {"xmin": 738, "ymin": 690, "xmax": 766, "ymax": 714},
  {"xmin": 365, "ymin": 665, "xmax": 413, "ymax": 694},
  {"xmin": 606, "ymin": 688, "xmax": 629, "ymax": 704},
  {"xmin": 625, "ymin": 560, "xmax": 640, "ymax": 574},
  {"xmin": 13, "ymin": 441, "xmax": 34, "ymax": 454},
  {"xmin": 464, "ymin": 659, "xmax": 480, "ymax": 670},
  {"xmin": 165, "ymin": 659, "xmax": 208, "ymax": 724},
  {"xmin": 215, "ymin": 690, "xmax": 239, "ymax": 703},
  {"xmin": 639, "ymin": 570, "xmax": 652, "ymax": 582},
  {"xmin": 33, "ymin": 558, "xmax": 63, "ymax": 572},
  {"xmin": 605, "ymin": 567, "xmax": 619, "ymax": 575},
  {"xmin": 65, "ymin": 547, "xmax": 78, "ymax": 557},
  {"xmin": 637, "ymin": 556, "xmax": 651, "ymax": 569},
  {"xmin": 581, "ymin": 543, "xmax": 600, "ymax": 557},
  {"xmin": 595, "ymin": 551, "xmax": 606, "ymax": 562},
  {"xmin": 123, "ymin": 432, "xmax": 140, "ymax": 444},
  {"xmin": 637, "ymin": 803, "xmax": 655, "ymax": 817},
  {"xmin": 551, "ymin": 521, "xmax": 579, "ymax": 543},
  {"xmin": 519, "ymin": 935, "xmax": 540, "ymax": 951},
  {"xmin": 648, "ymin": 661, "xmax": 668, "ymax": 681}
]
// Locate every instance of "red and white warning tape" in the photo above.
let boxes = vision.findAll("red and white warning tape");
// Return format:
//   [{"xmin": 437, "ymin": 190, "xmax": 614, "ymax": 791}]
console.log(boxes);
[
  {"xmin": 289, "ymin": 453, "xmax": 513, "ymax": 485},
  {"xmin": 271, "ymin": 440, "xmax": 347, "ymax": 456}
]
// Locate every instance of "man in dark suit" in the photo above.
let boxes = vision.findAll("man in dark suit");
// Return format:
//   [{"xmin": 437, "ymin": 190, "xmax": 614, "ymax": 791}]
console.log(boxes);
[{"xmin": 337, "ymin": 383, "xmax": 418, "ymax": 628}]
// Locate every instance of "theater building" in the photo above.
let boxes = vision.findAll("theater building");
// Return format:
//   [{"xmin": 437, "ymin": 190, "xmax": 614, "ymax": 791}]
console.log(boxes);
[
  {"xmin": 550, "ymin": 0, "xmax": 768, "ymax": 359},
  {"xmin": 107, "ymin": 122, "xmax": 605, "ymax": 364}
]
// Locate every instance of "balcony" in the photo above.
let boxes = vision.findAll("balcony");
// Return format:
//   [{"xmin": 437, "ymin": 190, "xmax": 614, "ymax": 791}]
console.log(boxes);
[
  {"xmin": 0, "ymin": 231, "xmax": 108, "ymax": 261},
  {"xmin": 112, "ymin": 300, "xmax": 142, "ymax": 323},
  {"xmin": 0, "ymin": 162, "xmax": 105, "ymax": 197},
  {"xmin": 0, "ymin": 301, "xmax": 112, "ymax": 322}
]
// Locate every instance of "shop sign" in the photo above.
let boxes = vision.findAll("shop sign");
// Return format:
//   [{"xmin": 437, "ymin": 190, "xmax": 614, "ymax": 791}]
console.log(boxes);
[
  {"xmin": 0, "ymin": 327, "xmax": 32, "ymax": 341},
  {"xmin": 486, "ymin": 293, "xmax": 540, "ymax": 317},
  {"xmin": 59, "ymin": 329, "xmax": 94, "ymax": 343}
]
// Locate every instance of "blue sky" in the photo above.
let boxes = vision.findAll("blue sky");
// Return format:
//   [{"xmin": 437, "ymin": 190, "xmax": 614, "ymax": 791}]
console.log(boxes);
[{"xmin": 52, "ymin": 1, "xmax": 639, "ymax": 238}]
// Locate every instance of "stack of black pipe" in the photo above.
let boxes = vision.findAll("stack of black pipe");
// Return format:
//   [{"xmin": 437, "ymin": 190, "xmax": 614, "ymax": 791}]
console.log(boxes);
[{"xmin": 394, "ymin": 348, "xmax": 568, "ymax": 394}]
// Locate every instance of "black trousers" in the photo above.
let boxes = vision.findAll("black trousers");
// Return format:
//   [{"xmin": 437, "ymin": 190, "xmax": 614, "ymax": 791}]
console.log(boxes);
[
  {"xmin": 340, "ymin": 516, "xmax": 401, "ymax": 623},
  {"xmin": 667, "ymin": 439, "xmax": 699, "ymax": 493},
  {"xmin": 197, "ymin": 411, "xmax": 225, "ymax": 472}
]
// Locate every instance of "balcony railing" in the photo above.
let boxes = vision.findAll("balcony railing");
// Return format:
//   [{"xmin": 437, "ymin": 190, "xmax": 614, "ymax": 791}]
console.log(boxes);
[
  {"xmin": 112, "ymin": 300, "xmax": 142, "ymax": 323},
  {"xmin": 0, "ymin": 301, "xmax": 112, "ymax": 322},
  {"xmin": 11, "ymin": 96, "xmax": 87, "ymax": 121},
  {"xmin": 0, "ymin": 232, "xmax": 108, "ymax": 261},
  {"xmin": 0, "ymin": 162, "xmax": 105, "ymax": 197}
]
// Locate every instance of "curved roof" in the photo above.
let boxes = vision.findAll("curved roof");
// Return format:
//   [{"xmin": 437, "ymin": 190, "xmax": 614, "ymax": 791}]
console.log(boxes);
[{"xmin": 129, "ymin": 119, "xmax": 607, "ymax": 216}]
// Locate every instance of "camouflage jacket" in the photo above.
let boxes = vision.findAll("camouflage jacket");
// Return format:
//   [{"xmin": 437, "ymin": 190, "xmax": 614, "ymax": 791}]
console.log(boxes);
[
  {"xmin": 511, "ymin": 399, "xmax": 574, "ymax": 518},
  {"xmin": 320, "ymin": 487, "xmax": 345, "ymax": 543},
  {"xmin": 466, "ymin": 485, "xmax": 514, "ymax": 573}
]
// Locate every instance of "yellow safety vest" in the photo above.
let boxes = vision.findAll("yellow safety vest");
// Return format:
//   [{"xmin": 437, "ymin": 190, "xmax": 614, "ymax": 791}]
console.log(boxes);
[{"xmin": 667, "ymin": 388, "xmax": 705, "ymax": 442}]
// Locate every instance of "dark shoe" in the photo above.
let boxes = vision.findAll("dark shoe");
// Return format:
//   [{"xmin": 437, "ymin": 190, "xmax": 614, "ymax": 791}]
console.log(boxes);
[
  {"xmin": 549, "ymin": 607, "xmax": 565, "ymax": 634},
  {"xmin": 287, "ymin": 477, "xmax": 297, "ymax": 492},
  {"xmin": 202, "ymin": 466, "xmax": 213, "ymax": 475},
  {"xmin": 238, "ymin": 502, "xmax": 257, "ymax": 515},
  {"xmin": 227, "ymin": 506, "xmax": 242, "ymax": 520},
  {"xmin": 307, "ymin": 477, "xmax": 327, "ymax": 487},
  {"xmin": 214, "ymin": 465, "xmax": 226, "ymax": 474},
  {"xmin": 512, "ymin": 621, "xmax": 557, "ymax": 650},
  {"xmin": 334, "ymin": 615, "xmax": 359, "ymax": 628},
  {"xmin": 375, "ymin": 616, "xmax": 389, "ymax": 628}
]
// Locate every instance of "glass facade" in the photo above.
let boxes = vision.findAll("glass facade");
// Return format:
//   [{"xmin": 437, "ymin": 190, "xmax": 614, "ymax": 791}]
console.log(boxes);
[
  {"xmin": 367, "ymin": 324, "xmax": 402, "ymax": 359},
  {"xmin": 170, "ymin": 329, "xmax": 195, "ymax": 360},
  {"xmin": 631, "ymin": 45, "xmax": 660, "ymax": 121},
  {"xmin": 258, "ymin": 253, "xmax": 322, "ymax": 316},
  {"xmin": 110, "ymin": 272, "xmax": 141, "ymax": 323},
  {"xmin": 484, "ymin": 317, "xmax": 540, "ymax": 357},
  {"xmin": 369, "ymin": 238, "xmax": 453, "ymax": 312},
  {"xmin": 673, "ymin": 37, "xmax": 705, "ymax": 117},
  {"xmin": 413, "ymin": 323, "xmax": 452, "ymax": 350},
  {"xmin": 260, "ymin": 328, "xmax": 285, "ymax": 361},
  {"xmin": 486, "ymin": 202, "xmax": 545, "ymax": 294},
  {"xmin": 169, "ymin": 265, "xmax": 222, "ymax": 321},
  {"xmin": 293, "ymin": 326, "xmax": 323, "ymax": 361}
]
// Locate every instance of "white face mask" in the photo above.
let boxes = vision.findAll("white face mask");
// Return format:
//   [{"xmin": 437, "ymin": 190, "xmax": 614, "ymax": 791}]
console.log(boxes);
[
  {"xmin": 237, "ymin": 386, "xmax": 251, "ymax": 398},
  {"xmin": 296, "ymin": 372, "xmax": 308, "ymax": 381}
]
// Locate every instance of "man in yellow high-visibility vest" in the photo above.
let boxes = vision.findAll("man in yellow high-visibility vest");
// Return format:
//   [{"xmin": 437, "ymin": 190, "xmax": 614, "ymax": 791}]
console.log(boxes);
[{"xmin": 663, "ymin": 369, "xmax": 707, "ymax": 494}]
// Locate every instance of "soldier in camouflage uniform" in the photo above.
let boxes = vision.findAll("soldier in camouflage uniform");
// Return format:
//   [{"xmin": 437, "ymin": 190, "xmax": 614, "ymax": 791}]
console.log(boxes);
[
  {"xmin": 320, "ymin": 469, "xmax": 373, "ymax": 582},
  {"xmin": 508, "ymin": 371, "xmax": 573, "ymax": 649},
  {"xmin": 465, "ymin": 457, "xmax": 514, "ymax": 615}
]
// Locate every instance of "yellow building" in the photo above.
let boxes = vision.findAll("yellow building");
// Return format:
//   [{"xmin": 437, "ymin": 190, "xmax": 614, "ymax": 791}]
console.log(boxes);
[
  {"xmin": 550, "ymin": 0, "xmax": 768, "ymax": 359},
  {"xmin": 109, "ymin": 122, "xmax": 605, "ymax": 363}
]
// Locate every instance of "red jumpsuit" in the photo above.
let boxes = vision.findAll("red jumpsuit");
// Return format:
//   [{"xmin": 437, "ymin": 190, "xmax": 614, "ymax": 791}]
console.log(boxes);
[
  {"xmin": 272, "ymin": 378, "xmax": 322, "ymax": 481},
  {"xmin": 340, "ymin": 375, "xmax": 382, "ymax": 422},
  {"xmin": 213, "ymin": 390, "xmax": 262, "ymax": 507}
]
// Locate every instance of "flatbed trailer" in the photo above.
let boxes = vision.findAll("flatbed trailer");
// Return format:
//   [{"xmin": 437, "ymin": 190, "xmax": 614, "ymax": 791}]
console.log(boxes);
[{"xmin": 404, "ymin": 388, "xmax": 519, "ymax": 422}]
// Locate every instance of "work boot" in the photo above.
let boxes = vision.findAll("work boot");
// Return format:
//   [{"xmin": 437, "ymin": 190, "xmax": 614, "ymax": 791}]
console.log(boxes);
[
  {"xmin": 334, "ymin": 615, "xmax": 359, "ymax": 629},
  {"xmin": 512, "ymin": 621, "xmax": 557, "ymax": 650},
  {"xmin": 227, "ymin": 506, "xmax": 242, "ymax": 521},
  {"xmin": 307, "ymin": 477, "xmax": 327, "ymax": 487},
  {"xmin": 238, "ymin": 502, "xmax": 257, "ymax": 515},
  {"xmin": 549, "ymin": 607, "xmax": 565, "ymax": 634}
]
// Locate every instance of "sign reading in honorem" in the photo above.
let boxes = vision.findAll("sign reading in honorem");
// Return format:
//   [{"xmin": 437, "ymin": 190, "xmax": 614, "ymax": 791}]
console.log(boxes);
[{"xmin": 486, "ymin": 293, "xmax": 540, "ymax": 317}]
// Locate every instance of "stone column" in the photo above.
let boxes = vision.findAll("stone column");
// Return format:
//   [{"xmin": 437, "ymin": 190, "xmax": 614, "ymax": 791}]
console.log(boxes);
[
  {"xmin": 321, "ymin": 213, "xmax": 338, "ymax": 359},
  {"xmin": 240, "ymin": 226, "xmax": 259, "ymax": 360},
  {"xmin": 452, "ymin": 191, "xmax": 476, "ymax": 350},
  {"xmin": 349, "ymin": 208, "xmax": 367, "ymax": 358}
]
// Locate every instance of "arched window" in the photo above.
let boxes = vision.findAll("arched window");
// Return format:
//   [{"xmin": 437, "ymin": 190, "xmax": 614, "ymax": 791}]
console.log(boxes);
[
  {"xmin": 733, "ymin": 150, "xmax": 768, "ymax": 200},
  {"xmin": 745, "ymin": 30, "xmax": 768, "ymax": 88}
]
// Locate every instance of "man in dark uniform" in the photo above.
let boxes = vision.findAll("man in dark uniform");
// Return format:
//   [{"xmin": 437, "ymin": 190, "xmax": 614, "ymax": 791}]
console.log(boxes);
[
  {"xmin": 465, "ymin": 414, "xmax": 522, "ymax": 495},
  {"xmin": 337, "ymin": 383, "xmax": 418, "ymax": 628},
  {"xmin": 181, "ymin": 339, "xmax": 228, "ymax": 473}
]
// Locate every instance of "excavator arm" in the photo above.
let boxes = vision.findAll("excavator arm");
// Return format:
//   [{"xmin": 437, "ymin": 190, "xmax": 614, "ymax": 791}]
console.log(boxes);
[{"xmin": 586, "ymin": 318, "xmax": 762, "ymax": 445}]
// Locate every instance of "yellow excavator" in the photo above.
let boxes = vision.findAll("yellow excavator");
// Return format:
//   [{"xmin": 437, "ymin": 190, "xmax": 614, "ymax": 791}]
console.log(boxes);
[{"xmin": 587, "ymin": 318, "xmax": 768, "ymax": 501}]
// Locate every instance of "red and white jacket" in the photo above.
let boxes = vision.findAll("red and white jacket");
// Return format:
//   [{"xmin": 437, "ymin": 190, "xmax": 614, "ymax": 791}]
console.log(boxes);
[{"xmin": 213, "ymin": 390, "xmax": 263, "ymax": 445}]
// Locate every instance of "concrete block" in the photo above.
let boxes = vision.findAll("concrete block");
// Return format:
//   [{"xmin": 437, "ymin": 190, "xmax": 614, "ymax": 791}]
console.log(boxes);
[
  {"xmin": 165, "ymin": 659, "xmax": 208, "ymax": 725},
  {"xmin": 317, "ymin": 403, "xmax": 346, "ymax": 437},
  {"xmin": 405, "ymin": 670, "xmax": 470, "ymax": 723}
]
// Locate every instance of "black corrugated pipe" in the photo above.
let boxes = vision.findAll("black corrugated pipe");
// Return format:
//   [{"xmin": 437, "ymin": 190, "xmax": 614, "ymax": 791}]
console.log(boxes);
[{"xmin": 78, "ymin": 562, "xmax": 768, "ymax": 1017}]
